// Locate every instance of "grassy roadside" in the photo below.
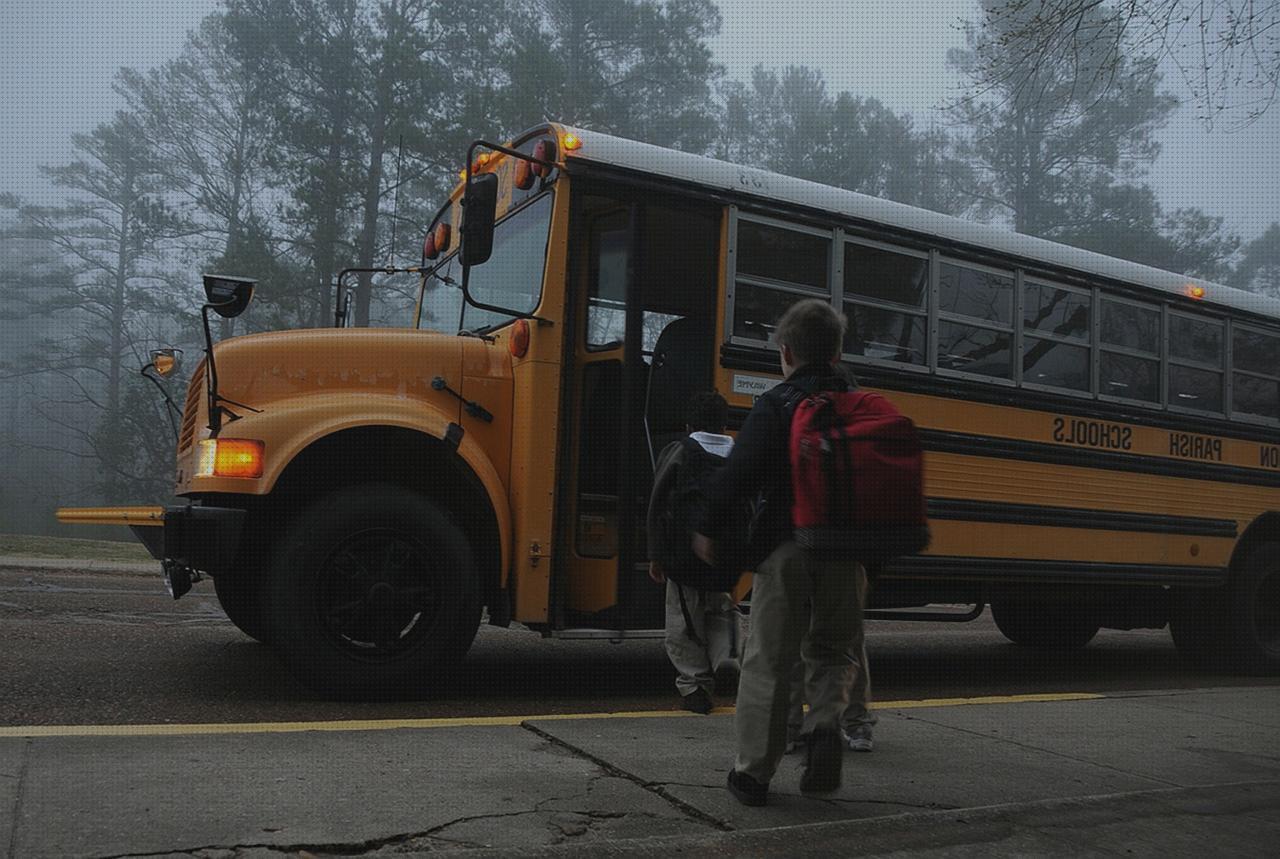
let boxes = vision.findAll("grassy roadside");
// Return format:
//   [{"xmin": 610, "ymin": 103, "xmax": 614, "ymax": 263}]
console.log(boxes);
[{"xmin": 0, "ymin": 533, "xmax": 153, "ymax": 562}]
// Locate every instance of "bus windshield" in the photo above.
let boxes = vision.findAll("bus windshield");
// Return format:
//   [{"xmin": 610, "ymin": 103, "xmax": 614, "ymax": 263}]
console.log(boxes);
[{"xmin": 418, "ymin": 192, "xmax": 554, "ymax": 334}]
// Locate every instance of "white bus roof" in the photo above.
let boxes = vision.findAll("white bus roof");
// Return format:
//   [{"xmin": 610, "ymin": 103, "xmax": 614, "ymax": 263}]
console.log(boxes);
[{"xmin": 557, "ymin": 124, "xmax": 1280, "ymax": 322}]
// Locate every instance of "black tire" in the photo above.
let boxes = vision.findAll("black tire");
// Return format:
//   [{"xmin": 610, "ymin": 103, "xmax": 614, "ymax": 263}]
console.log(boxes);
[
  {"xmin": 213, "ymin": 569, "xmax": 273, "ymax": 644},
  {"xmin": 991, "ymin": 598, "xmax": 1100, "ymax": 649},
  {"xmin": 268, "ymin": 483, "xmax": 481, "ymax": 699},
  {"xmin": 1221, "ymin": 541, "xmax": 1280, "ymax": 673}
]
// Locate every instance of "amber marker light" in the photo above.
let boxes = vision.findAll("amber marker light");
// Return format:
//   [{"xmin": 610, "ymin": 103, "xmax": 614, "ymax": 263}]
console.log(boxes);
[
  {"xmin": 153, "ymin": 353, "xmax": 177, "ymax": 376},
  {"xmin": 509, "ymin": 318, "xmax": 531, "ymax": 358},
  {"xmin": 561, "ymin": 132, "xmax": 582, "ymax": 151},
  {"xmin": 196, "ymin": 438, "xmax": 265, "ymax": 479},
  {"xmin": 1187, "ymin": 284, "xmax": 1207, "ymax": 300}
]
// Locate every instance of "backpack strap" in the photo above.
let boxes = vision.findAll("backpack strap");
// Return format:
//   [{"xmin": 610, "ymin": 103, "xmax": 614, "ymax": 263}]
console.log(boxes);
[{"xmin": 674, "ymin": 581, "xmax": 704, "ymax": 646}]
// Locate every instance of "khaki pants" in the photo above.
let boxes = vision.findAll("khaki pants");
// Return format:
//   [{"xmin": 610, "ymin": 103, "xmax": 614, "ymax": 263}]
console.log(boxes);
[
  {"xmin": 664, "ymin": 581, "xmax": 741, "ymax": 696},
  {"xmin": 734, "ymin": 541, "xmax": 864, "ymax": 784}
]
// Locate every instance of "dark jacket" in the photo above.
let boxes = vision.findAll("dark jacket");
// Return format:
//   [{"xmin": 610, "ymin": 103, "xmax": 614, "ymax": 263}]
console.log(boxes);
[{"xmin": 700, "ymin": 363, "xmax": 853, "ymax": 555}]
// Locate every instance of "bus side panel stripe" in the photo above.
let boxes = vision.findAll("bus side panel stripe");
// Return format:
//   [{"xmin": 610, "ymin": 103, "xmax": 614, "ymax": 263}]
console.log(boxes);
[
  {"xmin": 922, "ymin": 430, "xmax": 1280, "ymax": 489},
  {"xmin": 927, "ymin": 498, "xmax": 1238, "ymax": 537},
  {"xmin": 888, "ymin": 556, "xmax": 1227, "ymax": 587}
]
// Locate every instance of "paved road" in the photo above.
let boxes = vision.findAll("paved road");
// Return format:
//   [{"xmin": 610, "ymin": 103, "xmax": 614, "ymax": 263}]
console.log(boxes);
[{"xmin": 2, "ymin": 562, "xmax": 1275, "ymax": 726}]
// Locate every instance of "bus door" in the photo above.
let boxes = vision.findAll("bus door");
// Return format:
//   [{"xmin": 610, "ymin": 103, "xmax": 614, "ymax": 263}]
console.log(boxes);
[{"xmin": 560, "ymin": 191, "xmax": 722, "ymax": 632}]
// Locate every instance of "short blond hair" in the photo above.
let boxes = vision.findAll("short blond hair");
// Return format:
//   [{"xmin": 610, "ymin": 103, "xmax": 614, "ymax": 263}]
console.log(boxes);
[{"xmin": 774, "ymin": 299, "xmax": 846, "ymax": 366}]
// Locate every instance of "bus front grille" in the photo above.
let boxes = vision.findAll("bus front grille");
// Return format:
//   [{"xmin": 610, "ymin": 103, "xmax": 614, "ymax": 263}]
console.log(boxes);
[{"xmin": 178, "ymin": 367, "xmax": 204, "ymax": 453}]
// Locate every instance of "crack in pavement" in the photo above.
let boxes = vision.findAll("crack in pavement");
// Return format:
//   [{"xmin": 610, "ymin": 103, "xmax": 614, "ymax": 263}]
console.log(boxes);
[
  {"xmin": 520, "ymin": 721, "xmax": 734, "ymax": 833},
  {"xmin": 6, "ymin": 738, "xmax": 30, "ymax": 859},
  {"xmin": 91, "ymin": 795, "xmax": 656, "ymax": 857}
]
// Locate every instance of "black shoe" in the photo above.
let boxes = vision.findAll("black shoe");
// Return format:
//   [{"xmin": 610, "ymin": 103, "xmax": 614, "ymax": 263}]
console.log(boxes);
[
  {"xmin": 799, "ymin": 726, "xmax": 843, "ymax": 794},
  {"xmin": 713, "ymin": 660, "xmax": 741, "ymax": 696},
  {"xmin": 681, "ymin": 688, "xmax": 713, "ymax": 715},
  {"xmin": 727, "ymin": 769, "xmax": 768, "ymax": 806}
]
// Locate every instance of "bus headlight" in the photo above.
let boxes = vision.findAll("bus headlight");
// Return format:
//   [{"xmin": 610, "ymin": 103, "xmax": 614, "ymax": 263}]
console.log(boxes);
[{"xmin": 196, "ymin": 439, "xmax": 265, "ymax": 479}]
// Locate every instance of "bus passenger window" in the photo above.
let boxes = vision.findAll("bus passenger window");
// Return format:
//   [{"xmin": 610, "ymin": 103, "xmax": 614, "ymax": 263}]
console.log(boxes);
[
  {"xmin": 939, "ymin": 263, "xmax": 1013, "ymax": 324},
  {"xmin": 845, "ymin": 304, "xmax": 927, "ymax": 365},
  {"xmin": 732, "ymin": 217, "xmax": 831, "ymax": 345},
  {"xmin": 1170, "ymin": 365, "xmax": 1224, "ymax": 412},
  {"xmin": 1024, "ymin": 282, "xmax": 1089, "ymax": 339},
  {"xmin": 1100, "ymin": 298, "xmax": 1159, "ymax": 403},
  {"xmin": 1101, "ymin": 352, "xmax": 1159, "ymax": 402},
  {"xmin": 1023, "ymin": 281, "xmax": 1091, "ymax": 392},
  {"xmin": 842, "ymin": 243, "xmax": 928, "ymax": 366},
  {"xmin": 938, "ymin": 321, "xmax": 1012, "ymax": 379},
  {"xmin": 844, "ymin": 243, "xmax": 927, "ymax": 308},
  {"xmin": 1024, "ymin": 339, "xmax": 1089, "ymax": 390},
  {"xmin": 1168, "ymin": 313, "xmax": 1224, "ymax": 413},
  {"xmin": 737, "ymin": 220, "xmax": 830, "ymax": 290},
  {"xmin": 1233, "ymin": 327, "xmax": 1280, "ymax": 421},
  {"xmin": 1101, "ymin": 299, "xmax": 1158, "ymax": 351}
]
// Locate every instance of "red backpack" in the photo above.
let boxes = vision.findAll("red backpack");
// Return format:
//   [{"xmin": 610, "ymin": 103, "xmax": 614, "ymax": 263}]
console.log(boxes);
[{"xmin": 789, "ymin": 390, "xmax": 930, "ymax": 562}]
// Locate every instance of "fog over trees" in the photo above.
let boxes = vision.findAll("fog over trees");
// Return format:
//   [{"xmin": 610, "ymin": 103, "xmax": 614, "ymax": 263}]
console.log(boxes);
[{"xmin": 1, "ymin": 0, "xmax": 1276, "ymax": 533}]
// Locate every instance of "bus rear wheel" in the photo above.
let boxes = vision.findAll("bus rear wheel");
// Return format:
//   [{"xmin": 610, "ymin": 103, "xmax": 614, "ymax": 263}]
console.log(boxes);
[
  {"xmin": 1222, "ymin": 541, "xmax": 1280, "ymax": 674},
  {"xmin": 268, "ymin": 483, "xmax": 481, "ymax": 699},
  {"xmin": 991, "ymin": 598, "xmax": 1099, "ymax": 649}
]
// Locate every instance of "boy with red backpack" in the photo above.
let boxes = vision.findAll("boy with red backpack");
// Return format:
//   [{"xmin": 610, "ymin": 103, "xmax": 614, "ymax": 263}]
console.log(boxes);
[{"xmin": 694, "ymin": 299, "xmax": 926, "ymax": 806}]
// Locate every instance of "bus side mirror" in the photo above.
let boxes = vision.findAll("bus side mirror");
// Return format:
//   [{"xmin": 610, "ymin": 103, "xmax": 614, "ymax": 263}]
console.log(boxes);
[
  {"xmin": 202, "ymin": 274, "xmax": 256, "ymax": 319},
  {"xmin": 461, "ymin": 173, "xmax": 499, "ymax": 267}
]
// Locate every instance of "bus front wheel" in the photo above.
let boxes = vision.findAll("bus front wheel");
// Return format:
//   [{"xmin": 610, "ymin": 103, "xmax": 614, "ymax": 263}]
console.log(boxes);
[
  {"xmin": 268, "ymin": 483, "xmax": 481, "ymax": 699},
  {"xmin": 991, "ymin": 598, "xmax": 1099, "ymax": 649},
  {"xmin": 212, "ymin": 569, "xmax": 272, "ymax": 644}
]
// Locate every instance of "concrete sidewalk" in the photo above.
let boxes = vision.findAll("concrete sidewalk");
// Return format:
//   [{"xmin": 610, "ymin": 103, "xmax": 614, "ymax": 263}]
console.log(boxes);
[{"xmin": 2, "ymin": 686, "xmax": 1278, "ymax": 857}]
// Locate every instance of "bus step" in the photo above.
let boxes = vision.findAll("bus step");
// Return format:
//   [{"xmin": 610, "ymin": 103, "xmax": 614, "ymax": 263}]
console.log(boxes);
[
  {"xmin": 551, "ymin": 628, "xmax": 665, "ymax": 641},
  {"xmin": 864, "ymin": 603, "xmax": 985, "ymax": 623}
]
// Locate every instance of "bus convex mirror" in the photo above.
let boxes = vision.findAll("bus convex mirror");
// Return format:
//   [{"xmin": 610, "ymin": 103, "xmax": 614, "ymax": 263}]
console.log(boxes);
[
  {"xmin": 149, "ymin": 348, "xmax": 182, "ymax": 377},
  {"xmin": 461, "ymin": 173, "xmax": 499, "ymax": 267},
  {"xmin": 202, "ymin": 274, "xmax": 256, "ymax": 319}
]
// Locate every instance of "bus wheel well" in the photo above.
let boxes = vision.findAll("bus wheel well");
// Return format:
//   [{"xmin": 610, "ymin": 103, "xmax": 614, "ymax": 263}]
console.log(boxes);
[
  {"xmin": 269, "ymin": 426, "xmax": 503, "ymax": 611},
  {"xmin": 1233, "ymin": 513, "xmax": 1280, "ymax": 573}
]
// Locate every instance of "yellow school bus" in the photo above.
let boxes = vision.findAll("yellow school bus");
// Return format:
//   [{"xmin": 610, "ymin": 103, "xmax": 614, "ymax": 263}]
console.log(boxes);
[{"xmin": 60, "ymin": 124, "xmax": 1280, "ymax": 695}]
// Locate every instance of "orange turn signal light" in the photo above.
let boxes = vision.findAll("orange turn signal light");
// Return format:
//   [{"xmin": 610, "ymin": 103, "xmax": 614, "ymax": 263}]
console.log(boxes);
[
  {"xmin": 1188, "ymin": 284, "xmax": 1206, "ymax": 300},
  {"xmin": 433, "ymin": 222, "xmax": 451, "ymax": 256},
  {"xmin": 509, "ymin": 318, "xmax": 531, "ymax": 358},
  {"xmin": 514, "ymin": 158, "xmax": 536, "ymax": 190},
  {"xmin": 196, "ymin": 438, "xmax": 265, "ymax": 479},
  {"xmin": 561, "ymin": 132, "xmax": 581, "ymax": 151}
]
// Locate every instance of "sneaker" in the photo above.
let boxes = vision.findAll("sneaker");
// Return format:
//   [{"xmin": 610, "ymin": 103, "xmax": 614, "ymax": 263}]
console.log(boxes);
[
  {"xmin": 842, "ymin": 724, "xmax": 874, "ymax": 753},
  {"xmin": 681, "ymin": 687, "xmax": 713, "ymax": 715},
  {"xmin": 798, "ymin": 727, "xmax": 843, "ymax": 794},
  {"xmin": 713, "ymin": 660, "xmax": 741, "ymax": 697},
  {"xmin": 727, "ymin": 769, "xmax": 768, "ymax": 806}
]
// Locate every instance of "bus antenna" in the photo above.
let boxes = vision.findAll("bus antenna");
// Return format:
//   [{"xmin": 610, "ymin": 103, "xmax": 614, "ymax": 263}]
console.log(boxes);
[{"xmin": 388, "ymin": 133, "xmax": 405, "ymax": 264}]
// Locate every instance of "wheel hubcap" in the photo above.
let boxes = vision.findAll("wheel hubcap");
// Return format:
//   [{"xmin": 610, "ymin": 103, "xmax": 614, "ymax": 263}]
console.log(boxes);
[{"xmin": 315, "ymin": 529, "xmax": 443, "ymax": 658}]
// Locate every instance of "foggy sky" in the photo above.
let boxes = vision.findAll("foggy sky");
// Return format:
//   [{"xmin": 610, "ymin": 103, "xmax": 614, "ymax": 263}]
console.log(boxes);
[{"xmin": 2, "ymin": 0, "xmax": 1276, "ymax": 243}]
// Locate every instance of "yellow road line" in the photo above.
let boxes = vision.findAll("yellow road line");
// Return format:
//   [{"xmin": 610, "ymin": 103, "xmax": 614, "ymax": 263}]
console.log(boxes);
[{"xmin": 0, "ymin": 692, "xmax": 1102, "ymax": 738}]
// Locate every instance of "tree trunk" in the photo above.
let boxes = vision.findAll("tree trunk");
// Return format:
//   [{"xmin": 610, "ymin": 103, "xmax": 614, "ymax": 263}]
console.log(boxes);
[{"xmin": 354, "ymin": 80, "xmax": 390, "ymax": 328}]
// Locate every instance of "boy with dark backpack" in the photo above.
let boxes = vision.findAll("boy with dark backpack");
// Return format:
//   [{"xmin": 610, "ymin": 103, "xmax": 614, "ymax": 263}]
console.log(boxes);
[
  {"xmin": 647, "ymin": 391, "xmax": 744, "ymax": 715},
  {"xmin": 694, "ymin": 299, "xmax": 927, "ymax": 806}
]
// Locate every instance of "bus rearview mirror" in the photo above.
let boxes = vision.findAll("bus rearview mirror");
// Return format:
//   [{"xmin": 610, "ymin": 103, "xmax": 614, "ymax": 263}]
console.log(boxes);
[{"xmin": 461, "ymin": 173, "xmax": 499, "ymax": 267}]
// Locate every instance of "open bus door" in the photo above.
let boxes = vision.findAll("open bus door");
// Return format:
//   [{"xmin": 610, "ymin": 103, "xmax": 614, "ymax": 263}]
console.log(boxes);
[{"xmin": 558, "ymin": 189, "xmax": 721, "ymax": 634}]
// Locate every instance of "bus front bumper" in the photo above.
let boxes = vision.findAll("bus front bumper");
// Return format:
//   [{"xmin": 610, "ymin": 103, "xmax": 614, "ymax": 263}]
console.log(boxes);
[{"xmin": 55, "ymin": 505, "xmax": 245, "ymax": 599}]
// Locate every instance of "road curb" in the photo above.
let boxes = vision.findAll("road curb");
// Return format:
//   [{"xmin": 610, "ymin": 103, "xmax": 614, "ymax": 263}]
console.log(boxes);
[{"xmin": 421, "ymin": 780, "xmax": 1280, "ymax": 858}]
